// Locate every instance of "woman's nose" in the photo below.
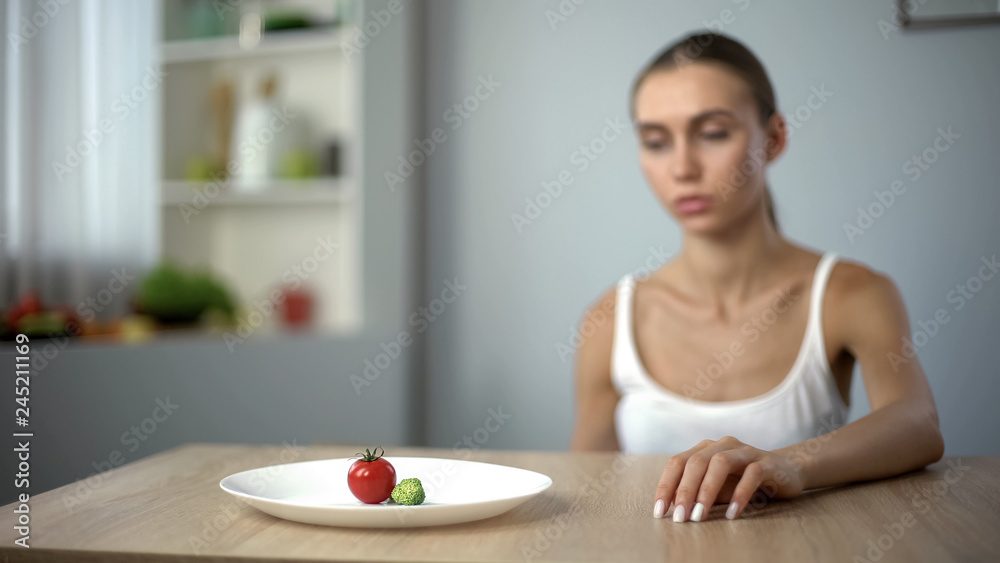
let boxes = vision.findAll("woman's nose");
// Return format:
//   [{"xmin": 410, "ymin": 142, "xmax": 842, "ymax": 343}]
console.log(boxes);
[{"xmin": 669, "ymin": 142, "xmax": 700, "ymax": 180}]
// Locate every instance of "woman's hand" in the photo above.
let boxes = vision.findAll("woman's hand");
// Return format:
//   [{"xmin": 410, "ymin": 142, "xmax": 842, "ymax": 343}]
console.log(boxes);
[{"xmin": 653, "ymin": 435, "xmax": 805, "ymax": 522}]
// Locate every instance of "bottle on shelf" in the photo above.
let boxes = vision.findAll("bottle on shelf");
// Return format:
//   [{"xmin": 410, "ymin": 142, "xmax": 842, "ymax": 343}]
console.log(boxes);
[{"xmin": 230, "ymin": 75, "xmax": 278, "ymax": 192}]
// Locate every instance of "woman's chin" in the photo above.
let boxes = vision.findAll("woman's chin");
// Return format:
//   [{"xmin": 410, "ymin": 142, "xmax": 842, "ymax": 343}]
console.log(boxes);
[{"xmin": 675, "ymin": 213, "xmax": 725, "ymax": 234}]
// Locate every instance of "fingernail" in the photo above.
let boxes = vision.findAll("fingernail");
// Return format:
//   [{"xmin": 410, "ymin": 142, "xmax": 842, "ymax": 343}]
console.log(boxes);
[
  {"xmin": 691, "ymin": 502, "xmax": 705, "ymax": 522},
  {"xmin": 672, "ymin": 504, "xmax": 687, "ymax": 523},
  {"xmin": 726, "ymin": 501, "xmax": 739, "ymax": 520},
  {"xmin": 653, "ymin": 499, "xmax": 665, "ymax": 519}
]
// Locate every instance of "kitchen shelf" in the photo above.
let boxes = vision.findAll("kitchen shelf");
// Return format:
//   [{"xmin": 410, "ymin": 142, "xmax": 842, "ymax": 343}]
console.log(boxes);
[
  {"xmin": 160, "ymin": 178, "xmax": 355, "ymax": 207},
  {"xmin": 157, "ymin": 0, "xmax": 363, "ymax": 334},
  {"xmin": 162, "ymin": 27, "xmax": 348, "ymax": 64}
]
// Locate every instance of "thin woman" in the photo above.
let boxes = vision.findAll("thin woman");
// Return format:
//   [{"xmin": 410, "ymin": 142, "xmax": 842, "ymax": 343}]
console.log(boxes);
[{"xmin": 568, "ymin": 32, "xmax": 944, "ymax": 523}]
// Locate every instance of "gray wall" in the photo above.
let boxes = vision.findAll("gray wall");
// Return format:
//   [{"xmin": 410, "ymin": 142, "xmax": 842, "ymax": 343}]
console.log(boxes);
[{"xmin": 421, "ymin": 1, "xmax": 1000, "ymax": 454}]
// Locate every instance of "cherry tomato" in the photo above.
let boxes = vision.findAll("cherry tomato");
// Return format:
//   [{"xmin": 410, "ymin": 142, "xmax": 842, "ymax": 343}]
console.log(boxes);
[{"xmin": 347, "ymin": 446, "xmax": 396, "ymax": 504}]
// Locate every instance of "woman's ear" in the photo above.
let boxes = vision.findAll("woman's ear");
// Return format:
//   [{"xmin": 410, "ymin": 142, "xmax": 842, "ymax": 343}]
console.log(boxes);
[{"xmin": 764, "ymin": 112, "xmax": 788, "ymax": 163}]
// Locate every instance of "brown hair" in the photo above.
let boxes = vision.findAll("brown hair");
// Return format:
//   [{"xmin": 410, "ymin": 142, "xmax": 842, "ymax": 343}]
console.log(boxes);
[{"xmin": 630, "ymin": 32, "xmax": 779, "ymax": 231}]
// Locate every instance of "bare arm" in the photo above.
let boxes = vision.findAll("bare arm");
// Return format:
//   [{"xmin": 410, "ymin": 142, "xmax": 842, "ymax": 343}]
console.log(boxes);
[
  {"xmin": 569, "ymin": 288, "xmax": 622, "ymax": 452},
  {"xmin": 774, "ymin": 264, "xmax": 945, "ymax": 489}
]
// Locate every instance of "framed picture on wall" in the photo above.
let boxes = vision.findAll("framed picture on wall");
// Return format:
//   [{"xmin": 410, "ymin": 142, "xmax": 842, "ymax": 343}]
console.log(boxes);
[{"xmin": 898, "ymin": 0, "xmax": 1000, "ymax": 29}]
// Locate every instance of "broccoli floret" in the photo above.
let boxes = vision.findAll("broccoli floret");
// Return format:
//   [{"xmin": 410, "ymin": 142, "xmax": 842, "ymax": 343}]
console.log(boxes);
[{"xmin": 390, "ymin": 478, "xmax": 425, "ymax": 505}]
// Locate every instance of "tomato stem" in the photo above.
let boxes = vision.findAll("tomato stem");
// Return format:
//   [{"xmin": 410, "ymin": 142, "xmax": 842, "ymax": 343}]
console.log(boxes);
[{"xmin": 355, "ymin": 445, "xmax": 385, "ymax": 462}]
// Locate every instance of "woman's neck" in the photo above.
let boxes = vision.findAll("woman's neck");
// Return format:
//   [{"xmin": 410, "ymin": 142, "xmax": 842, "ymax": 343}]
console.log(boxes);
[{"xmin": 674, "ymin": 208, "xmax": 792, "ymax": 321}]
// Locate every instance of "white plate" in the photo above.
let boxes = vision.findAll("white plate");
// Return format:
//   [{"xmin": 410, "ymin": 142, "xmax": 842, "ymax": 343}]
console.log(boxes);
[{"xmin": 219, "ymin": 456, "xmax": 553, "ymax": 528}]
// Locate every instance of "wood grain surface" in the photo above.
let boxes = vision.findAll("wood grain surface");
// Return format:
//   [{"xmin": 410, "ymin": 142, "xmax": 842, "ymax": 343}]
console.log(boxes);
[{"xmin": 0, "ymin": 444, "xmax": 997, "ymax": 562}]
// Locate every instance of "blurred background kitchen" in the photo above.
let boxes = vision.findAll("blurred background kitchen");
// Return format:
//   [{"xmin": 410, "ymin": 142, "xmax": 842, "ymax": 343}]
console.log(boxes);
[{"xmin": 1, "ymin": 0, "xmax": 998, "ymax": 504}]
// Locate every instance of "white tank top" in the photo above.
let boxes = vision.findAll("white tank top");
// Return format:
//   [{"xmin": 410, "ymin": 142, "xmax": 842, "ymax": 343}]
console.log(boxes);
[{"xmin": 611, "ymin": 251, "xmax": 849, "ymax": 454}]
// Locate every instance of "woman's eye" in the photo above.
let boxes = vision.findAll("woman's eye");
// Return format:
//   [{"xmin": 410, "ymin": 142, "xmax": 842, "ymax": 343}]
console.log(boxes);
[
  {"xmin": 642, "ymin": 139, "xmax": 667, "ymax": 150},
  {"xmin": 702, "ymin": 130, "xmax": 729, "ymax": 140}
]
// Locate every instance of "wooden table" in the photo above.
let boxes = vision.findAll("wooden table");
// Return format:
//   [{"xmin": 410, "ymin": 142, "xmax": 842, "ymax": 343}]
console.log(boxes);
[{"xmin": 1, "ymin": 444, "xmax": 998, "ymax": 562}]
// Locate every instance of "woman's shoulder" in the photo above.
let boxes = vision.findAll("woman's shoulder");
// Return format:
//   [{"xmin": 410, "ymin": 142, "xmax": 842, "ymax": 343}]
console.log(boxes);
[
  {"xmin": 826, "ymin": 253, "xmax": 897, "ymax": 303},
  {"xmin": 580, "ymin": 265, "xmax": 666, "ymax": 320},
  {"xmin": 824, "ymin": 252, "xmax": 910, "ymax": 351},
  {"xmin": 790, "ymin": 245, "xmax": 886, "ymax": 296},
  {"xmin": 574, "ymin": 274, "xmax": 637, "ymax": 362},
  {"xmin": 571, "ymin": 286, "xmax": 620, "ymax": 394}
]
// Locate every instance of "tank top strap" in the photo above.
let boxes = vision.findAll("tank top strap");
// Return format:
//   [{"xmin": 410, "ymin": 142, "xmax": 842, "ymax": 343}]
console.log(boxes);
[
  {"xmin": 610, "ymin": 273, "xmax": 642, "ymax": 394},
  {"xmin": 808, "ymin": 251, "xmax": 840, "ymax": 340}
]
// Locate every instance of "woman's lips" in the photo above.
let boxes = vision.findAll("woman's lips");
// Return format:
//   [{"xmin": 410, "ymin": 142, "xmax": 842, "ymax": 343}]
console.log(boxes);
[{"xmin": 675, "ymin": 195, "xmax": 712, "ymax": 214}]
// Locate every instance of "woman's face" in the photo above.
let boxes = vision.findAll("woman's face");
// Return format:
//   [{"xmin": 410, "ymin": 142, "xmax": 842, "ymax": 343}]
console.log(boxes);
[{"xmin": 633, "ymin": 62, "xmax": 782, "ymax": 234}]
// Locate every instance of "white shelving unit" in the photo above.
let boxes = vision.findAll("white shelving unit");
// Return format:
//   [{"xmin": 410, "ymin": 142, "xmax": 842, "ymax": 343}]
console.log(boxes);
[
  {"xmin": 158, "ymin": 0, "xmax": 362, "ymax": 334},
  {"xmin": 162, "ymin": 27, "xmax": 348, "ymax": 64},
  {"xmin": 160, "ymin": 178, "xmax": 355, "ymax": 206}
]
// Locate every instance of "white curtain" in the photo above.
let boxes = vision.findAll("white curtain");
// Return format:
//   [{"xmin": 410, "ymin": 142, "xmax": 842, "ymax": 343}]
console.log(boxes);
[{"xmin": 0, "ymin": 0, "xmax": 159, "ymax": 320}]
